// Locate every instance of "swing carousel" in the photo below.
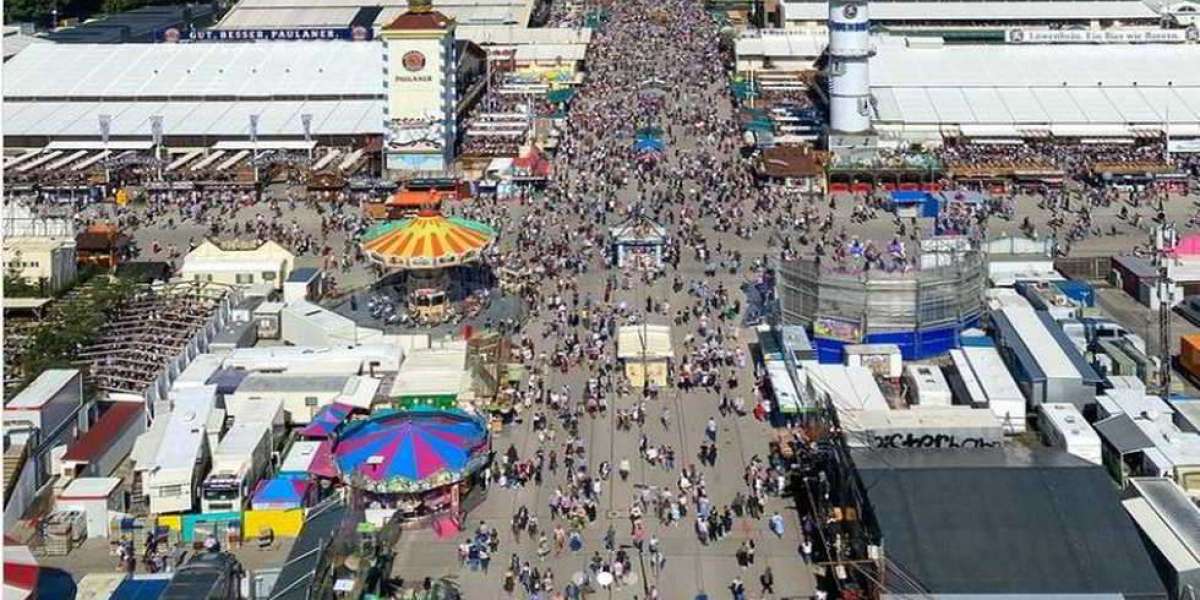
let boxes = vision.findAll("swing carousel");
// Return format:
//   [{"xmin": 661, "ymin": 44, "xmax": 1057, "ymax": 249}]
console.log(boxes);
[{"xmin": 360, "ymin": 208, "xmax": 497, "ymax": 323}]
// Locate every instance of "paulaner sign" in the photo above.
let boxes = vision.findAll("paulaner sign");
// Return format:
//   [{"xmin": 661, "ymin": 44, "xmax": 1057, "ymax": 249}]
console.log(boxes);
[
  {"xmin": 1006, "ymin": 27, "xmax": 1199, "ymax": 44},
  {"xmin": 158, "ymin": 26, "xmax": 374, "ymax": 43}
]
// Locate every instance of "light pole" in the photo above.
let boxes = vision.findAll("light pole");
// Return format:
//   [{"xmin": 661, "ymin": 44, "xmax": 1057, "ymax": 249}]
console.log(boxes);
[
  {"xmin": 151, "ymin": 115, "xmax": 164, "ymax": 181},
  {"xmin": 249, "ymin": 113, "xmax": 260, "ymax": 184},
  {"xmin": 98, "ymin": 113, "xmax": 112, "ymax": 189},
  {"xmin": 301, "ymin": 113, "xmax": 313, "ymax": 163}
]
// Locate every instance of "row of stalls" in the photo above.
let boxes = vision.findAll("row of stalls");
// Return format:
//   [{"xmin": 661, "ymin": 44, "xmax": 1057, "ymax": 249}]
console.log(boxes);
[{"xmin": 2, "ymin": 139, "xmax": 379, "ymax": 201}]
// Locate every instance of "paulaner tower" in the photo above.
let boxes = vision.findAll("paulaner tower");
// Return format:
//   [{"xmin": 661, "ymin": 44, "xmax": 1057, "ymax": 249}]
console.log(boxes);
[{"xmin": 827, "ymin": 0, "xmax": 872, "ymax": 135}]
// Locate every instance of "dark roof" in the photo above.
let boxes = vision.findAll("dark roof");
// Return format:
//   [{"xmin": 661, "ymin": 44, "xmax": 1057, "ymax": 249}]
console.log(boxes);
[
  {"xmin": 1130, "ymin": 477, "xmax": 1200, "ymax": 556},
  {"xmin": 115, "ymin": 261, "xmax": 173, "ymax": 283},
  {"xmin": 269, "ymin": 500, "xmax": 350, "ymax": 600},
  {"xmin": 758, "ymin": 145, "xmax": 824, "ymax": 179},
  {"xmin": 383, "ymin": 10, "xmax": 453, "ymax": 30},
  {"xmin": 160, "ymin": 551, "xmax": 240, "ymax": 600},
  {"xmin": 854, "ymin": 447, "xmax": 1167, "ymax": 596},
  {"xmin": 350, "ymin": 5, "xmax": 383, "ymax": 28},
  {"xmin": 44, "ymin": 4, "xmax": 216, "ymax": 43},
  {"xmin": 1094, "ymin": 414, "xmax": 1155, "ymax": 454},
  {"xmin": 286, "ymin": 267, "xmax": 320, "ymax": 283},
  {"xmin": 76, "ymin": 230, "xmax": 131, "ymax": 252},
  {"xmin": 110, "ymin": 576, "xmax": 171, "ymax": 600},
  {"xmin": 1111, "ymin": 254, "xmax": 1160, "ymax": 279},
  {"xmin": 1037, "ymin": 310, "xmax": 1104, "ymax": 385},
  {"xmin": 208, "ymin": 368, "xmax": 249, "ymax": 395},
  {"xmin": 991, "ymin": 309, "xmax": 1046, "ymax": 384},
  {"xmin": 62, "ymin": 401, "xmax": 143, "ymax": 462}
]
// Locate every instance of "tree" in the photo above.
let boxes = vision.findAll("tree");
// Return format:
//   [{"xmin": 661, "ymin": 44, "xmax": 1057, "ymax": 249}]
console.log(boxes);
[
  {"xmin": 3, "ymin": 274, "xmax": 43, "ymax": 298},
  {"xmin": 3, "ymin": 0, "xmax": 50, "ymax": 25}
]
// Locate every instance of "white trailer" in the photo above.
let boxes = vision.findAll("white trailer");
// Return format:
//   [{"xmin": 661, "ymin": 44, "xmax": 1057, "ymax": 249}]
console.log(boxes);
[
  {"xmin": 904, "ymin": 364, "xmax": 953, "ymax": 408},
  {"xmin": 199, "ymin": 398, "xmax": 282, "ymax": 513},
  {"xmin": 1038, "ymin": 403, "xmax": 1102, "ymax": 465},
  {"xmin": 145, "ymin": 395, "xmax": 215, "ymax": 515},
  {"xmin": 277, "ymin": 440, "xmax": 324, "ymax": 479},
  {"xmin": 200, "ymin": 420, "xmax": 273, "ymax": 513},
  {"xmin": 950, "ymin": 347, "xmax": 1028, "ymax": 434}
]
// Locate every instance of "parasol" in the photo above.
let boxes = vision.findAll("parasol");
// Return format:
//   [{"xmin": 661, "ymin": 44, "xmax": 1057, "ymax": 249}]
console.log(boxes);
[
  {"xmin": 308, "ymin": 439, "xmax": 339, "ymax": 479},
  {"xmin": 547, "ymin": 88, "xmax": 575, "ymax": 104},
  {"xmin": 360, "ymin": 211, "xmax": 497, "ymax": 270},
  {"xmin": 251, "ymin": 478, "xmax": 312, "ymax": 510},
  {"xmin": 3, "ymin": 543, "xmax": 38, "ymax": 600},
  {"xmin": 300, "ymin": 403, "xmax": 354, "ymax": 439},
  {"xmin": 334, "ymin": 409, "xmax": 489, "ymax": 494},
  {"xmin": 634, "ymin": 138, "xmax": 666, "ymax": 153}
]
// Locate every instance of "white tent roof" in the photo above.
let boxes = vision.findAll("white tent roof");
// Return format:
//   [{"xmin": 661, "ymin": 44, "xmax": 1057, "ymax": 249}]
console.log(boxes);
[
  {"xmin": 735, "ymin": 32, "xmax": 828, "ymax": 58},
  {"xmin": 782, "ymin": 0, "xmax": 1158, "ymax": 21},
  {"xmin": 616, "ymin": 325, "xmax": 673, "ymax": 360},
  {"xmin": 217, "ymin": 0, "xmax": 535, "ymax": 28},
  {"xmin": 869, "ymin": 39, "xmax": 1200, "ymax": 133},
  {"xmin": 4, "ymin": 42, "xmax": 384, "ymax": 100},
  {"xmin": 4, "ymin": 100, "xmax": 383, "ymax": 138}
]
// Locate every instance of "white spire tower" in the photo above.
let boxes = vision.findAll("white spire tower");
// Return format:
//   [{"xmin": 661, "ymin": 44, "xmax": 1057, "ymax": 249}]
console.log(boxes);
[{"xmin": 828, "ymin": 0, "xmax": 872, "ymax": 134}]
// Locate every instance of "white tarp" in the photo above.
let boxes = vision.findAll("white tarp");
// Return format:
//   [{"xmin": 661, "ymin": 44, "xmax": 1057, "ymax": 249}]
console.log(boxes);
[{"xmin": 617, "ymin": 324, "xmax": 673, "ymax": 360}]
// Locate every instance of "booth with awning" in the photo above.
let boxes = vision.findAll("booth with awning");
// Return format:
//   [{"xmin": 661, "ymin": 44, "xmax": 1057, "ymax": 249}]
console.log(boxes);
[
  {"xmin": 616, "ymin": 324, "xmax": 673, "ymax": 388},
  {"xmin": 165, "ymin": 150, "xmax": 202, "ymax": 172},
  {"xmin": 890, "ymin": 190, "xmax": 940, "ymax": 218}
]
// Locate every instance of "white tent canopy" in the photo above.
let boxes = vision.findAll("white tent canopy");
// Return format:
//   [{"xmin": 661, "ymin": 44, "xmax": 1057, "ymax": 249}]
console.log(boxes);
[
  {"xmin": 72, "ymin": 151, "xmax": 110, "ymax": 171},
  {"xmin": 617, "ymin": 324, "xmax": 673, "ymax": 360},
  {"xmin": 190, "ymin": 150, "xmax": 227, "ymax": 172}
]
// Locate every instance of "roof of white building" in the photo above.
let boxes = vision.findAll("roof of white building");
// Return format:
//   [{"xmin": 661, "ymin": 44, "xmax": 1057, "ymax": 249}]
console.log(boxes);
[
  {"xmin": 735, "ymin": 31, "xmax": 827, "ymax": 58},
  {"xmin": 3, "ymin": 42, "xmax": 386, "ymax": 139},
  {"xmin": 6, "ymin": 369, "xmax": 79, "ymax": 410},
  {"xmin": 59, "ymin": 477, "xmax": 122, "ymax": 500},
  {"xmin": 868, "ymin": 38, "xmax": 1200, "ymax": 134},
  {"xmin": 456, "ymin": 25, "xmax": 592, "ymax": 46},
  {"xmin": 782, "ymin": 0, "xmax": 1161, "ymax": 21},
  {"xmin": 4, "ymin": 42, "xmax": 383, "ymax": 100},
  {"xmin": 216, "ymin": 0, "xmax": 535, "ymax": 28}
]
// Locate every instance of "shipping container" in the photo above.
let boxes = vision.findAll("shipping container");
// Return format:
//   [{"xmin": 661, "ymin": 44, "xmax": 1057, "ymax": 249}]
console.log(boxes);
[
  {"xmin": 850, "ymin": 406, "xmax": 1004, "ymax": 449},
  {"xmin": 992, "ymin": 307, "xmax": 1101, "ymax": 411},
  {"xmin": 1038, "ymin": 403, "xmax": 1102, "ymax": 465},
  {"xmin": 904, "ymin": 364, "xmax": 953, "ymax": 408},
  {"xmin": 1015, "ymin": 280, "xmax": 1084, "ymax": 320},
  {"xmin": 1053, "ymin": 280, "xmax": 1096, "ymax": 307},
  {"xmin": 949, "ymin": 347, "xmax": 1028, "ymax": 434},
  {"xmin": 844, "ymin": 344, "xmax": 903, "ymax": 379},
  {"xmin": 1180, "ymin": 335, "xmax": 1200, "ymax": 382}
]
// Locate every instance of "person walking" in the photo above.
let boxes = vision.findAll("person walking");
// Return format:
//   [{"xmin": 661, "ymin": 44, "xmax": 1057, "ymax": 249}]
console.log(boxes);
[
  {"xmin": 759, "ymin": 567, "xmax": 775, "ymax": 596},
  {"xmin": 769, "ymin": 511, "xmax": 785, "ymax": 538},
  {"xmin": 730, "ymin": 575, "xmax": 747, "ymax": 600}
]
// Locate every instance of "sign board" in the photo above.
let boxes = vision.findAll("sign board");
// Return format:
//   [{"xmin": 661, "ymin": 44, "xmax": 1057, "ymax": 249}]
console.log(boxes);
[
  {"xmin": 813, "ymin": 316, "xmax": 862, "ymax": 343},
  {"xmin": 1005, "ymin": 27, "xmax": 1198, "ymax": 44},
  {"xmin": 1168, "ymin": 139, "xmax": 1200, "ymax": 154},
  {"xmin": 159, "ymin": 26, "xmax": 374, "ymax": 42}
]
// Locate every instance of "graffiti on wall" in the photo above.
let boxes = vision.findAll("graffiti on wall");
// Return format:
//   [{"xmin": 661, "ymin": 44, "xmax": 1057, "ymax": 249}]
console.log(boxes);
[{"xmin": 873, "ymin": 432, "xmax": 1001, "ymax": 449}]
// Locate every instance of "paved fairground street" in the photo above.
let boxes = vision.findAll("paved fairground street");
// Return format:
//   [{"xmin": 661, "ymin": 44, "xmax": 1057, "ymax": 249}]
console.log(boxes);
[{"xmin": 9, "ymin": 0, "xmax": 1200, "ymax": 591}]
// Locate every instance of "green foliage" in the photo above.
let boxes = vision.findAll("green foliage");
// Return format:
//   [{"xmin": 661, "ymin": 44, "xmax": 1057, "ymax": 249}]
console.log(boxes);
[
  {"xmin": 3, "ymin": 0, "xmax": 49, "ymax": 24},
  {"xmin": 14, "ymin": 273, "xmax": 141, "ymax": 387},
  {"xmin": 3, "ymin": 274, "xmax": 44, "ymax": 298}
]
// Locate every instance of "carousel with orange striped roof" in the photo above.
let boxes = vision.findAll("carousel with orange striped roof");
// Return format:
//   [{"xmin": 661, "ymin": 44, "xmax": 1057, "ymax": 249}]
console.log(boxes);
[{"xmin": 360, "ymin": 207, "xmax": 498, "ymax": 322}]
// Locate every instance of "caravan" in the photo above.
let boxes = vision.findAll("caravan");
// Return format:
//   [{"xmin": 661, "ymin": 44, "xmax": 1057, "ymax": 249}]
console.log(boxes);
[
  {"xmin": 199, "ymin": 399, "xmax": 282, "ymax": 514},
  {"xmin": 1038, "ymin": 403, "xmax": 1102, "ymax": 465},
  {"xmin": 144, "ymin": 395, "xmax": 215, "ymax": 515}
]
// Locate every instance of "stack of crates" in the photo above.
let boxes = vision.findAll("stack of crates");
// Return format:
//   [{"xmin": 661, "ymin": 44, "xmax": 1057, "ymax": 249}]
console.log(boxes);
[{"xmin": 42, "ymin": 510, "xmax": 86, "ymax": 556}]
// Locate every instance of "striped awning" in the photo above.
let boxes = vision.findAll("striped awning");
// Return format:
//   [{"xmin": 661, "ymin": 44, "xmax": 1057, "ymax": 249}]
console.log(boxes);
[{"xmin": 360, "ymin": 211, "xmax": 497, "ymax": 270}]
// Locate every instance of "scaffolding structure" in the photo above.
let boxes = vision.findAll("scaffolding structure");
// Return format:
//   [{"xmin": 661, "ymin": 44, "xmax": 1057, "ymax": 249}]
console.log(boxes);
[{"xmin": 777, "ymin": 247, "xmax": 987, "ymax": 358}]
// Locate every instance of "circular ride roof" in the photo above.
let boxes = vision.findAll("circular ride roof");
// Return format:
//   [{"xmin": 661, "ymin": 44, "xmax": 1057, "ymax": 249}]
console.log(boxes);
[
  {"xmin": 334, "ymin": 409, "xmax": 489, "ymax": 494},
  {"xmin": 361, "ymin": 212, "xmax": 497, "ymax": 270}
]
